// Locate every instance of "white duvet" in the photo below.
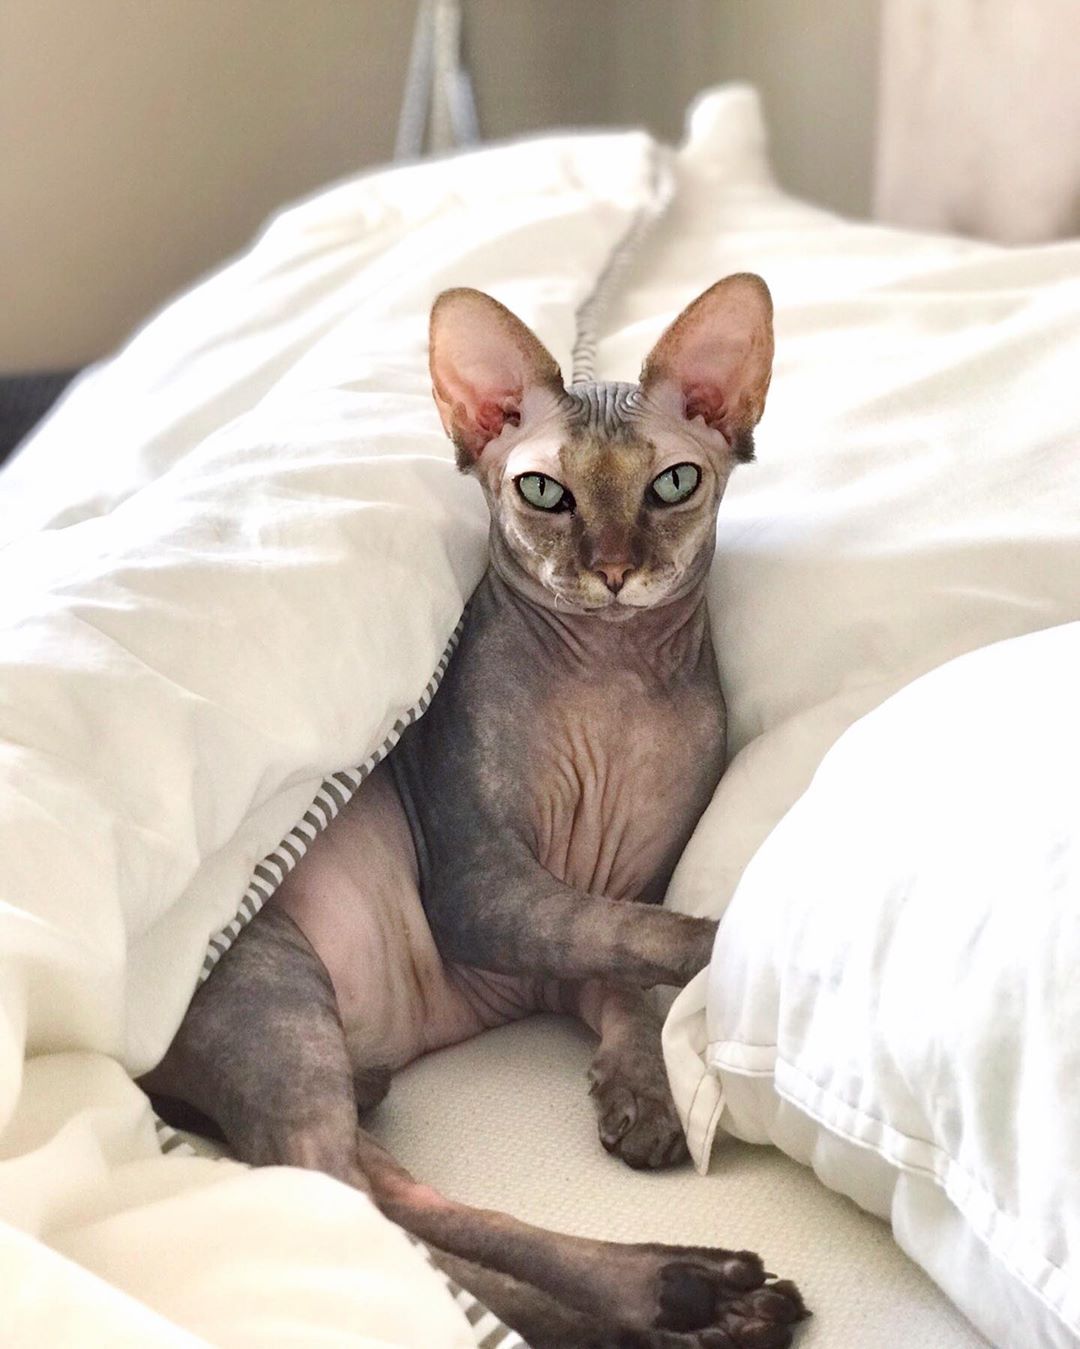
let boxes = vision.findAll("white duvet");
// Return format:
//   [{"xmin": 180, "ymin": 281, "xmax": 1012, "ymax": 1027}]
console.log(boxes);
[
  {"xmin": 0, "ymin": 119, "xmax": 662, "ymax": 1347},
  {"xmin": 2, "ymin": 85, "xmax": 1079, "ymax": 1348}
]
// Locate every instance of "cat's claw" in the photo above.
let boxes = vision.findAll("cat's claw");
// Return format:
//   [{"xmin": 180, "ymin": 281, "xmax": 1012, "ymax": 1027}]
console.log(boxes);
[{"xmin": 589, "ymin": 1053, "xmax": 689, "ymax": 1169}]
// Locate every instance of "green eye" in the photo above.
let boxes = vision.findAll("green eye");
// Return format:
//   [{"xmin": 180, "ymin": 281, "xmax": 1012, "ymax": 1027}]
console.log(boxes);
[
  {"xmin": 650, "ymin": 463, "xmax": 701, "ymax": 506},
  {"xmin": 516, "ymin": 473, "xmax": 570, "ymax": 512}
]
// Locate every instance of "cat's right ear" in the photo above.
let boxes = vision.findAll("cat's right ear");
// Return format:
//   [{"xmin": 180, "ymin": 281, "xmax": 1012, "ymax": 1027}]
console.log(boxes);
[
  {"xmin": 638, "ymin": 273, "xmax": 773, "ymax": 461},
  {"xmin": 429, "ymin": 289, "xmax": 565, "ymax": 471}
]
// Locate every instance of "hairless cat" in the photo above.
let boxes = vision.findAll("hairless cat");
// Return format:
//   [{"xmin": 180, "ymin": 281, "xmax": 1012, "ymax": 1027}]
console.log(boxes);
[{"xmin": 142, "ymin": 274, "xmax": 808, "ymax": 1347}]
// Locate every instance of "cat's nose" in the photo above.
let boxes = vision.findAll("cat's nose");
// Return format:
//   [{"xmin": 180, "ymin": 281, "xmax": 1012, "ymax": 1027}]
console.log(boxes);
[{"xmin": 595, "ymin": 562, "xmax": 632, "ymax": 594}]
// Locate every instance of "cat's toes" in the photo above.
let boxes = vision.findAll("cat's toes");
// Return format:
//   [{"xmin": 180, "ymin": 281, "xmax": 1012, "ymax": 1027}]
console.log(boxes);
[
  {"xmin": 652, "ymin": 1256, "xmax": 808, "ymax": 1346},
  {"xmin": 655, "ymin": 1251, "xmax": 764, "ymax": 1330},
  {"xmin": 594, "ymin": 1078, "xmax": 689, "ymax": 1168},
  {"xmin": 590, "ymin": 1060, "xmax": 689, "ymax": 1169}
]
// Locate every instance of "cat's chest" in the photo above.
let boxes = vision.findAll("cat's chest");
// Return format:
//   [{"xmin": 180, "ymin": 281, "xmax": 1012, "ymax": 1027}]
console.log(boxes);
[{"xmin": 525, "ymin": 674, "xmax": 724, "ymax": 901}]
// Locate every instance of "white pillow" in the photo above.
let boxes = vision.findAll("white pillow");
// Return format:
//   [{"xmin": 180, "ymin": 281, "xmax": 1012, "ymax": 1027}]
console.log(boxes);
[{"xmin": 678, "ymin": 624, "xmax": 1080, "ymax": 1348}]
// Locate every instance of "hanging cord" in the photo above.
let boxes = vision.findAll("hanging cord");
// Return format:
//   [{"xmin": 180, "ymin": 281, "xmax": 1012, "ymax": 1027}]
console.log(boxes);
[
  {"xmin": 394, "ymin": 0, "xmax": 436, "ymax": 159},
  {"xmin": 395, "ymin": 0, "xmax": 480, "ymax": 160}
]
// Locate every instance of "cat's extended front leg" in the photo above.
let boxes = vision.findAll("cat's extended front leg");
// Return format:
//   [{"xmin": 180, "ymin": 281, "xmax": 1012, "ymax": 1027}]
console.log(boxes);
[
  {"xmin": 567, "ymin": 980, "xmax": 689, "ymax": 1170},
  {"xmin": 427, "ymin": 849, "xmax": 717, "ymax": 988}
]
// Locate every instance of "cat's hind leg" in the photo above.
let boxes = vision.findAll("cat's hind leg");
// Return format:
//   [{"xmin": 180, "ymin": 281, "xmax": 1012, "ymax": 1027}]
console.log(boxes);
[
  {"xmin": 366, "ymin": 1135, "xmax": 805, "ymax": 1345},
  {"xmin": 142, "ymin": 905, "xmax": 806, "ymax": 1347},
  {"xmin": 427, "ymin": 1247, "xmax": 805, "ymax": 1349},
  {"xmin": 139, "ymin": 903, "xmax": 373, "ymax": 1186}
]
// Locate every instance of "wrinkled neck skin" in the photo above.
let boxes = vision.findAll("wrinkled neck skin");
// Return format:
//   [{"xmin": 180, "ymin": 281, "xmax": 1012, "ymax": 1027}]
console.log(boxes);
[{"xmin": 484, "ymin": 522, "xmax": 715, "ymax": 685}]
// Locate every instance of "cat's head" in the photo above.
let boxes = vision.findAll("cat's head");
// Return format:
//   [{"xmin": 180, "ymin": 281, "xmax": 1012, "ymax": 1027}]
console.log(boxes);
[{"xmin": 429, "ymin": 274, "xmax": 773, "ymax": 615}]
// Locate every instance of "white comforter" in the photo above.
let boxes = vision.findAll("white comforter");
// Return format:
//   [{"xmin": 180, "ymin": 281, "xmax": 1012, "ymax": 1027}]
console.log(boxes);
[
  {"xmin": 3, "ymin": 84, "xmax": 1079, "ymax": 1348},
  {"xmin": 0, "ymin": 118, "xmax": 662, "ymax": 1346}
]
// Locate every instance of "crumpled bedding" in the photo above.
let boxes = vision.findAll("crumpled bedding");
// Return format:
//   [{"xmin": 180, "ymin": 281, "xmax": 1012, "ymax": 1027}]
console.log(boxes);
[
  {"xmin": 0, "ymin": 114, "xmax": 666, "ymax": 1346},
  {"xmin": 5, "ymin": 79, "xmax": 1078, "ymax": 1348}
]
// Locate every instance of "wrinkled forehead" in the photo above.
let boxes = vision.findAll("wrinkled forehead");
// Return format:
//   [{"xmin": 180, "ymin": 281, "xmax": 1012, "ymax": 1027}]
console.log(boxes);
[
  {"xmin": 562, "ymin": 381, "xmax": 645, "ymax": 441},
  {"xmin": 501, "ymin": 379, "xmax": 705, "ymax": 492},
  {"xmin": 559, "ymin": 384, "xmax": 655, "ymax": 501}
]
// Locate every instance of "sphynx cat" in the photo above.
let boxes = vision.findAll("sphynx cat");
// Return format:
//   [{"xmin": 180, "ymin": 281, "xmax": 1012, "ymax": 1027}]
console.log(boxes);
[{"xmin": 143, "ymin": 274, "xmax": 808, "ymax": 1347}]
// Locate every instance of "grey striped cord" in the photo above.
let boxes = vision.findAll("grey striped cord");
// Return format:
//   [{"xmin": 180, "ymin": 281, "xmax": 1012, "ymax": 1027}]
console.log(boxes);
[{"xmin": 570, "ymin": 142, "xmax": 676, "ymax": 384}]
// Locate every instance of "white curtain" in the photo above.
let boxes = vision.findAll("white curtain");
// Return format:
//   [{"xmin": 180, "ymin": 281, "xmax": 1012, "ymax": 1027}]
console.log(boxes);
[{"xmin": 874, "ymin": 0, "xmax": 1080, "ymax": 243}]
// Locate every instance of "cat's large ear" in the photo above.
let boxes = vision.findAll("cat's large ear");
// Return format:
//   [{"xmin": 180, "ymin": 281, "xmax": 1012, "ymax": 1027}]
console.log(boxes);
[
  {"xmin": 639, "ymin": 273, "xmax": 773, "ymax": 460},
  {"xmin": 429, "ymin": 288, "xmax": 565, "ymax": 470}
]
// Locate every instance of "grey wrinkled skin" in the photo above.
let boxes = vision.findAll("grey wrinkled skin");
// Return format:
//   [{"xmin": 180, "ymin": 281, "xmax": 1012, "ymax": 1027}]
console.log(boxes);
[
  {"xmin": 391, "ymin": 558, "xmax": 726, "ymax": 986},
  {"xmin": 143, "ymin": 277, "xmax": 809, "ymax": 1347}
]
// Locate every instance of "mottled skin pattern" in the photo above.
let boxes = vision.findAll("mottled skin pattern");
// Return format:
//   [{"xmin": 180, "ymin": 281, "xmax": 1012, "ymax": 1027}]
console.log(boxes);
[{"xmin": 142, "ymin": 276, "xmax": 808, "ymax": 1347}]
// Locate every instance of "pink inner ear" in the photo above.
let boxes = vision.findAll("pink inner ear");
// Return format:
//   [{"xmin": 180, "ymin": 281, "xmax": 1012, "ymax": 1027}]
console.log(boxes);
[
  {"xmin": 639, "ymin": 275, "xmax": 774, "ymax": 444},
  {"xmin": 475, "ymin": 397, "xmax": 520, "ymax": 439},
  {"xmin": 430, "ymin": 289, "xmax": 562, "ymax": 464},
  {"xmin": 435, "ymin": 387, "xmax": 525, "ymax": 461},
  {"xmin": 683, "ymin": 382, "xmax": 727, "ymax": 432}
]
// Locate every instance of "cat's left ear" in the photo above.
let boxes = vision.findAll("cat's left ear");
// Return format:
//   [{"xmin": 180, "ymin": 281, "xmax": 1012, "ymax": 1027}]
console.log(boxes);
[
  {"xmin": 430, "ymin": 288, "xmax": 565, "ymax": 470},
  {"xmin": 639, "ymin": 273, "xmax": 774, "ymax": 459}
]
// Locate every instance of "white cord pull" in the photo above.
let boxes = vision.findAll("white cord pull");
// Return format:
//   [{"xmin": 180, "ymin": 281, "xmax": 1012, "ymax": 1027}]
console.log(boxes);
[{"xmin": 395, "ymin": 0, "xmax": 479, "ymax": 161}]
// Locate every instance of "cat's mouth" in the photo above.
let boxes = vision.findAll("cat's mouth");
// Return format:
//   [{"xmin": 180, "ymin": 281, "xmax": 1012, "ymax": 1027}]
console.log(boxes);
[{"xmin": 547, "ymin": 574, "xmax": 676, "ymax": 615}]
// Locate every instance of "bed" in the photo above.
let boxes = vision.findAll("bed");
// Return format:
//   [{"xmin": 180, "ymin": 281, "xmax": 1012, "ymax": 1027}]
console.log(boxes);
[{"xmin": 1, "ymin": 85, "xmax": 1078, "ymax": 1347}]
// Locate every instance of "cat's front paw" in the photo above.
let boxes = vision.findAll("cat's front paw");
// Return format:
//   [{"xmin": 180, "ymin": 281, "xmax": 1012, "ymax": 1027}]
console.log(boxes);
[{"xmin": 589, "ymin": 1050, "xmax": 689, "ymax": 1169}]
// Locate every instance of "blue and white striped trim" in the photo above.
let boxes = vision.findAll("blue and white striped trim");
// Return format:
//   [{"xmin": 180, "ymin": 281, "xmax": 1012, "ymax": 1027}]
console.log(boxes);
[
  {"xmin": 570, "ymin": 141, "xmax": 675, "ymax": 384},
  {"xmin": 198, "ymin": 614, "xmax": 465, "ymax": 984},
  {"xmin": 154, "ymin": 1116, "xmax": 197, "ymax": 1158},
  {"xmin": 409, "ymin": 1236, "xmax": 529, "ymax": 1349}
]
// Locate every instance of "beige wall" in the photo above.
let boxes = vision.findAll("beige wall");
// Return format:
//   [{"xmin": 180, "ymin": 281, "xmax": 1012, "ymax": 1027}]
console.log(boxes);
[
  {"xmin": 0, "ymin": 0, "xmax": 879, "ymax": 371},
  {"xmin": 678, "ymin": 0, "xmax": 880, "ymax": 221},
  {"xmin": 0, "ymin": 0, "xmax": 417, "ymax": 370},
  {"xmin": 471, "ymin": 0, "xmax": 880, "ymax": 215}
]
